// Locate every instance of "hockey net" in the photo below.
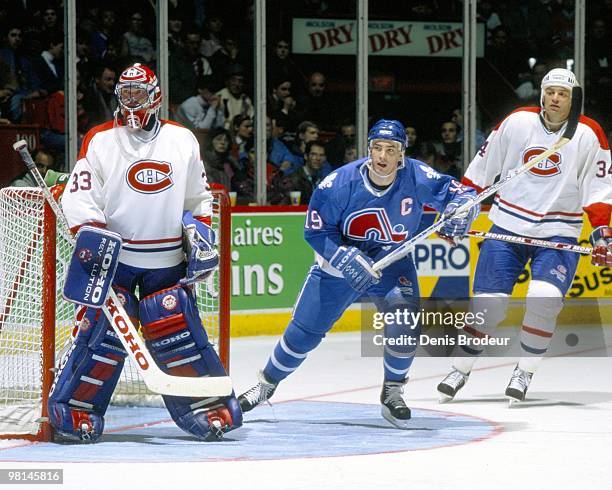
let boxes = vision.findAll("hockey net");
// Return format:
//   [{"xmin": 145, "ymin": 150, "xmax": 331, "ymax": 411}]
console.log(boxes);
[{"xmin": 0, "ymin": 185, "xmax": 231, "ymax": 441}]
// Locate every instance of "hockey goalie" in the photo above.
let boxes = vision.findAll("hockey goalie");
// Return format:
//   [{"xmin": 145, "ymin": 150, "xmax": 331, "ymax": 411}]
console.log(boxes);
[{"xmin": 47, "ymin": 63, "xmax": 242, "ymax": 443}]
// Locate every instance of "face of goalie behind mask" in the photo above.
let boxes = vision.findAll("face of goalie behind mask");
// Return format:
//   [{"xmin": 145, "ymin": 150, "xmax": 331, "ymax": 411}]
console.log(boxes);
[{"xmin": 115, "ymin": 63, "xmax": 162, "ymax": 130}]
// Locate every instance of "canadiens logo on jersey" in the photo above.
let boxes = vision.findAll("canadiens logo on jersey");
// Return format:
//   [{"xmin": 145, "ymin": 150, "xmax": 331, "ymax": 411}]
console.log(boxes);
[
  {"xmin": 126, "ymin": 160, "xmax": 174, "ymax": 194},
  {"xmin": 523, "ymin": 147, "xmax": 562, "ymax": 176},
  {"xmin": 344, "ymin": 208, "xmax": 408, "ymax": 243}
]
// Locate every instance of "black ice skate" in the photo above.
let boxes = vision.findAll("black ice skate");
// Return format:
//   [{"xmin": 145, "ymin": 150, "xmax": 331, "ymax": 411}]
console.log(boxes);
[
  {"xmin": 238, "ymin": 370, "xmax": 277, "ymax": 413},
  {"xmin": 437, "ymin": 368, "xmax": 470, "ymax": 403},
  {"xmin": 505, "ymin": 365, "xmax": 533, "ymax": 405},
  {"xmin": 380, "ymin": 380, "xmax": 411, "ymax": 429}
]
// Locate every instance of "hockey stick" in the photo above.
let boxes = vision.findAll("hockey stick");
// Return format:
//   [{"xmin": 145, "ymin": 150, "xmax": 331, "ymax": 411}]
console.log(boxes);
[
  {"xmin": 372, "ymin": 86, "xmax": 583, "ymax": 273},
  {"xmin": 467, "ymin": 230, "xmax": 592, "ymax": 255},
  {"xmin": 13, "ymin": 140, "xmax": 233, "ymax": 398}
]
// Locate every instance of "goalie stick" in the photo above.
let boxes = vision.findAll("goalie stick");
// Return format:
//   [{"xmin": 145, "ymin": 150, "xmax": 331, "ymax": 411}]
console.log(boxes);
[
  {"xmin": 13, "ymin": 140, "xmax": 233, "ymax": 398},
  {"xmin": 372, "ymin": 86, "xmax": 584, "ymax": 273},
  {"xmin": 467, "ymin": 230, "xmax": 592, "ymax": 255}
]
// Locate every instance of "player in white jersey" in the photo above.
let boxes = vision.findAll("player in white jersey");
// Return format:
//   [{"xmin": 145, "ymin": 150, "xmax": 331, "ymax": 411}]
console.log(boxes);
[
  {"xmin": 49, "ymin": 63, "xmax": 242, "ymax": 442},
  {"xmin": 437, "ymin": 68, "xmax": 612, "ymax": 403}
]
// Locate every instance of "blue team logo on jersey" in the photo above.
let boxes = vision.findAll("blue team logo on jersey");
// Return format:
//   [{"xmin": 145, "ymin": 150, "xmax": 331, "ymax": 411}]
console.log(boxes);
[
  {"xmin": 419, "ymin": 164, "xmax": 441, "ymax": 179},
  {"xmin": 344, "ymin": 208, "xmax": 408, "ymax": 243},
  {"xmin": 318, "ymin": 172, "xmax": 337, "ymax": 189}
]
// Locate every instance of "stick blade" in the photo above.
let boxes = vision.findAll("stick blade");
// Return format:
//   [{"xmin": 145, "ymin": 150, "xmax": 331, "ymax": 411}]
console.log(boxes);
[{"xmin": 149, "ymin": 375, "xmax": 234, "ymax": 397}]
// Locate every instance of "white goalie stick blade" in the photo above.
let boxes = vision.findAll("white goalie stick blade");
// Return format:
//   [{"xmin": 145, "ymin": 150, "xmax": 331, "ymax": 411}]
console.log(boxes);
[
  {"xmin": 13, "ymin": 140, "xmax": 233, "ymax": 398},
  {"xmin": 372, "ymin": 86, "xmax": 584, "ymax": 273},
  {"xmin": 105, "ymin": 290, "xmax": 233, "ymax": 397}
]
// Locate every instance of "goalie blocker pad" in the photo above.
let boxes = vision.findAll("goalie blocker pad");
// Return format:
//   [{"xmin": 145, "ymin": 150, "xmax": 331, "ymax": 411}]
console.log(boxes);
[
  {"xmin": 63, "ymin": 226, "xmax": 122, "ymax": 308},
  {"xmin": 139, "ymin": 284, "xmax": 242, "ymax": 440}
]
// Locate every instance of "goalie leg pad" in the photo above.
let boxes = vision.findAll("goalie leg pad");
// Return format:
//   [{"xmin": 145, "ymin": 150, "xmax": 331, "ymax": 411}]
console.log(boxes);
[
  {"xmin": 48, "ymin": 286, "xmax": 139, "ymax": 442},
  {"xmin": 139, "ymin": 285, "xmax": 242, "ymax": 440},
  {"xmin": 47, "ymin": 401, "xmax": 105, "ymax": 443},
  {"xmin": 171, "ymin": 396, "xmax": 242, "ymax": 442}
]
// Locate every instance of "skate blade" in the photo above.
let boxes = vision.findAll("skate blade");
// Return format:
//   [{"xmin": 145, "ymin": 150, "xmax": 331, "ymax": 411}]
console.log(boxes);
[
  {"xmin": 438, "ymin": 392, "xmax": 454, "ymax": 404},
  {"xmin": 381, "ymin": 406, "xmax": 411, "ymax": 429},
  {"xmin": 506, "ymin": 396, "xmax": 522, "ymax": 407}
]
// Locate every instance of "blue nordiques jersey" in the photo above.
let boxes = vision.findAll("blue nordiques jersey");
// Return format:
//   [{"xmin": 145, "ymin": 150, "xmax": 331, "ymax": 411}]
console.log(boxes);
[{"xmin": 304, "ymin": 157, "xmax": 474, "ymax": 264}]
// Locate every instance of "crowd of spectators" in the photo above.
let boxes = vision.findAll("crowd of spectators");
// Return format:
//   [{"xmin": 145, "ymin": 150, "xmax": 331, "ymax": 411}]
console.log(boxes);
[
  {"xmin": 481, "ymin": 0, "xmax": 612, "ymax": 128},
  {"xmin": 1, "ymin": 0, "xmax": 610, "ymax": 205}
]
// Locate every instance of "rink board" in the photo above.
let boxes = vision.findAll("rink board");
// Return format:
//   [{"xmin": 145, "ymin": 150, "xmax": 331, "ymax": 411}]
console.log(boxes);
[{"xmin": 230, "ymin": 211, "xmax": 609, "ymax": 336}]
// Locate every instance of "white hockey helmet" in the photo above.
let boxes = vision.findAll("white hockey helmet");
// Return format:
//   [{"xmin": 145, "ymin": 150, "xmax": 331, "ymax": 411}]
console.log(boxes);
[{"xmin": 540, "ymin": 68, "xmax": 578, "ymax": 109}]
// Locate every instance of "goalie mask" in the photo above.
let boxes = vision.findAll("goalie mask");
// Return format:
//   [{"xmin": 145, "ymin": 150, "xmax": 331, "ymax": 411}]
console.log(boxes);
[{"xmin": 115, "ymin": 63, "xmax": 162, "ymax": 130}]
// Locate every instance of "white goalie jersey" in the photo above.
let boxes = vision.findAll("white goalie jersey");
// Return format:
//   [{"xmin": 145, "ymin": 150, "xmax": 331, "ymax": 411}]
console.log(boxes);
[
  {"xmin": 61, "ymin": 120, "xmax": 213, "ymax": 269},
  {"xmin": 463, "ymin": 107, "xmax": 612, "ymax": 238}
]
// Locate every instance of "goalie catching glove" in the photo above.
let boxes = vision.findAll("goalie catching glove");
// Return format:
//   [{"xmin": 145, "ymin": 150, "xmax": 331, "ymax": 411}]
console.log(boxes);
[
  {"xmin": 590, "ymin": 226, "xmax": 612, "ymax": 267},
  {"xmin": 181, "ymin": 211, "xmax": 219, "ymax": 285},
  {"xmin": 329, "ymin": 246, "xmax": 380, "ymax": 293}
]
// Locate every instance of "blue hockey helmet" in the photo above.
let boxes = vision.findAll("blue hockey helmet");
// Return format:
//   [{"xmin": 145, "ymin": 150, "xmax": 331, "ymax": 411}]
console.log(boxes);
[{"xmin": 367, "ymin": 119, "xmax": 407, "ymax": 150}]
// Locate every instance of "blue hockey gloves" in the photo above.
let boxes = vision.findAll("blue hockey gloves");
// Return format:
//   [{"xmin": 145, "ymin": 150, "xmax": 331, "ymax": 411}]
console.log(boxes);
[
  {"xmin": 329, "ymin": 246, "xmax": 381, "ymax": 293},
  {"xmin": 439, "ymin": 195, "xmax": 480, "ymax": 245}
]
